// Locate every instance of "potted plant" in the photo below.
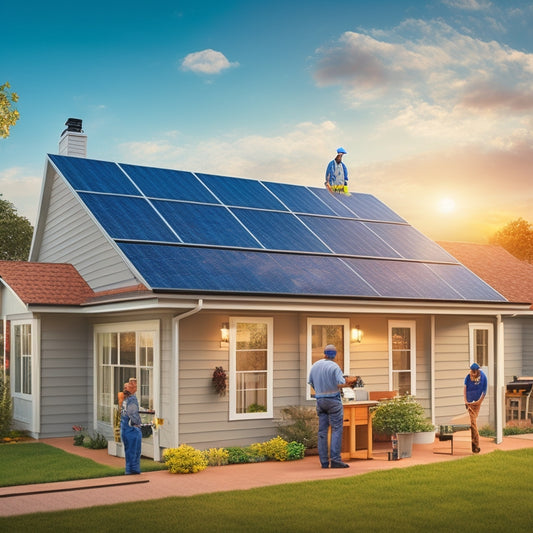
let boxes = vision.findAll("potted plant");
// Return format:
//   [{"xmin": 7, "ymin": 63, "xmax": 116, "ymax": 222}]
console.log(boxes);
[
  {"xmin": 371, "ymin": 395, "xmax": 428, "ymax": 457},
  {"xmin": 413, "ymin": 420, "xmax": 437, "ymax": 444}
]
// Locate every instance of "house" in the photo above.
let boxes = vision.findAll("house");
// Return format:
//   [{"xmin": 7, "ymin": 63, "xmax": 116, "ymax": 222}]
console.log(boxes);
[
  {"xmin": 1, "ymin": 120, "xmax": 531, "ymax": 459},
  {"xmin": 439, "ymin": 241, "xmax": 533, "ymax": 382}
]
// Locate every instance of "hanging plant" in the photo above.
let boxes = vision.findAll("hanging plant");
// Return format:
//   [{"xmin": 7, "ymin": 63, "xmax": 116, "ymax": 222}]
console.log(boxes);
[{"xmin": 212, "ymin": 366, "xmax": 227, "ymax": 396}]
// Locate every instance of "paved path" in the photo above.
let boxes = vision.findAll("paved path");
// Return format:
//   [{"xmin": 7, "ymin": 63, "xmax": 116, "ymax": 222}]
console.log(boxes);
[{"xmin": 1, "ymin": 434, "xmax": 532, "ymax": 517}]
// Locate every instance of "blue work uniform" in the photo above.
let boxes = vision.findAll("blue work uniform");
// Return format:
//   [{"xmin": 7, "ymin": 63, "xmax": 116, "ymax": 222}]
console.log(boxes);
[{"xmin": 120, "ymin": 394, "xmax": 142, "ymax": 475}]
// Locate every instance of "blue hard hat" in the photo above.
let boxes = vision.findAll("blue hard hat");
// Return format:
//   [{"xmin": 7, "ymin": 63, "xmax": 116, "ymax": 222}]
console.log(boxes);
[
  {"xmin": 336, "ymin": 147, "xmax": 347, "ymax": 154},
  {"xmin": 470, "ymin": 363, "xmax": 480, "ymax": 370},
  {"xmin": 324, "ymin": 344, "xmax": 337, "ymax": 358}
]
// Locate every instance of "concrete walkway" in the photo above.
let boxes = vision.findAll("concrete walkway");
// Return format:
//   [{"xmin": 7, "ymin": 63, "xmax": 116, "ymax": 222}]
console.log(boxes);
[{"xmin": 1, "ymin": 433, "xmax": 532, "ymax": 517}]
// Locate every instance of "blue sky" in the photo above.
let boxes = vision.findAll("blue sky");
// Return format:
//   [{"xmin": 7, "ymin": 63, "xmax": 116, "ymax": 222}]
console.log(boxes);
[{"xmin": 1, "ymin": 0, "xmax": 532, "ymax": 242}]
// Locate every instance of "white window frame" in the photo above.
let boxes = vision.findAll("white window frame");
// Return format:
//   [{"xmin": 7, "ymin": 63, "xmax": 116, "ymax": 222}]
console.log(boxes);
[
  {"xmin": 306, "ymin": 318, "xmax": 350, "ymax": 400},
  {"xmin": 229, "ymin": 317, "xmax": 273, "ymax": 421},
  {"xmin": 469, "ymin": 322, "xmax": 493, "ymax": 386},
  {"xmin": 11, "ymin": 321, "xmax": 34, "ymax": 398},
  {"xmin": 93, "ymin": 320, "xmax": 160, "ymax": 429},
  {"xmin": 388, "ymin": 320, "xmax": 416, "ymax": 396}
]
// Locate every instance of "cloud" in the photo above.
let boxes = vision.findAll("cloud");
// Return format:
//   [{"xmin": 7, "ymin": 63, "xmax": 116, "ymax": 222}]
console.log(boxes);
[
  {"xmin": 181, "ymin": 49, "xmax": 239, "ymax": 75},
  {"xmin": 0, "ymin": 167, "xmax": 41, "ymax": 225},
  {"xmin": 441, "ymin": 0, "xmax": 492, "ymax": 10}
]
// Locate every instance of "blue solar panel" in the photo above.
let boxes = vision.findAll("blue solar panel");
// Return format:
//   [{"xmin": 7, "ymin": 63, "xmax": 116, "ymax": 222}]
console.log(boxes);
[
  {"xmin": 340, "ymin": 193, "xmax": 406, "ymax": 222},
  {"xmin": 78, "ymin": 193, "xmax": 178, "ymax": 242},
  {"xmin": 231, "ymin": 209, "xmax": 331, "ymax": 252},
  {"xmin": 196, "ymin": 173, "xmax": 288, "ymax": 210},
  {"xmin": 428, "ymin": 263, "xmax": 506, "ymax": 301},
  {"xmin": 152, "ymin": 201, "xmax": 261, "ymax": 248},
  {"xmin": 262, "ymin": 182, "xmax": 338, "ymax": 215},
  {"xmin": 50, "ymin": 154, "xmax": 140, "ymax": 195},
  {"xmin": 345, "ymin": 258, "xmax": 463, "ymax": 299},
  {"xmin": 299, "ymin": 216, "xmax": 401, "ymax": 257},
  {"xmin": 366, "ymin": 223, "xmax": 455, "ymax": 261},
  {"xmin": 306, "ymin": 188, "xmax": 362, "ymax": 217},
  {"xmin": 120, "ymin": 164, "xmax": 219, "ymax": 203},
  {"xmin": 117, "ymin": 243, "xmax": 379, "ymax": 296}
]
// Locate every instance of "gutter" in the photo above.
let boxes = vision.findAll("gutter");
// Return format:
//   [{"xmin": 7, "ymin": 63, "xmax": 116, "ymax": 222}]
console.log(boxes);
[{"xmin": 170, "ymin": 300, "xmax": 204, "ymax": 451}]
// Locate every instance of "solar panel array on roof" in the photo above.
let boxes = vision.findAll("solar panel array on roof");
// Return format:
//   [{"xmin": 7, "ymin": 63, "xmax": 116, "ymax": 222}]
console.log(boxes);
[{"xmin": 48, "ymin": 154, "xmax": 506, "ymax": 302}]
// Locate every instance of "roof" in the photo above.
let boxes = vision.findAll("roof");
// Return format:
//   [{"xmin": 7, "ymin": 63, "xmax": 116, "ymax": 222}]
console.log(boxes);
[
  {"xmin": 438, "ymin": 242, "xmax": 533, "ymax": 307},
  {"xmin": 0, "ymin": 261, "xmax": 95, "ymax": 305},
  {"xmin": 46, "ymin": 154, "xmax": 507, "ymax": 303}
]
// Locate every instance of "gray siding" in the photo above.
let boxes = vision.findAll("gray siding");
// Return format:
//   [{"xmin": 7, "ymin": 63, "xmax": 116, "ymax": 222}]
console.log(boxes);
[
  {"xmin": 521, "ymin": 318, "xmax": 533, "ymax": 376},
  {"xmin": 503, "ymin": 318, "xmax": 523, "ymax": 382},
  {"xmin": 39, "ymin": 314, "xmax": 92, "ymax": 438},
  {"xmin": 35, "ymin": 172, "xmax": 140, "ymax": 292}
]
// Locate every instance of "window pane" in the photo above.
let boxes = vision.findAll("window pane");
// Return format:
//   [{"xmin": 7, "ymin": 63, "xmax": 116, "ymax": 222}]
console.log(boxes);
[
  {"xmin": 475, "ymin": 329, "xmax": 488, "ymax": 367},
  {"xmin": 236, "ymin": 371, "xmax": 267, "ymax": 413},
  {"xmin": 236, "ymin": 350, "xmax": 267, "ymax": 371},
  {"xmin": 393, "ymin": 371, "xmax": 412, "ymax": 396},
  {"xmin": 139, "ymin": 332, "xmax": 154, "ymax": 366},
  {"xmin": 392, "ymin": 350, "xmax": 411, "ymax": 370},
  {"xmin": 98, "ymin": 366, "xmax": 112, "ymax": 422},
  {"xmin": 22, "ymin": 356, "xmax": 31, "ymax": 394},
  {"xmin": 311, "ymin": 324, "xmax": 344, "ymax": 367},
  {"xmin": 119, "ymin": 332, "xmax": 136, "ymax": 365},
  {"xmin": 236, "ymin": 322, "xmax": 267, "ymax": 350},
  {"xmin": 392, "ymin": 328, "xmax": 410, "ymax": 350}
]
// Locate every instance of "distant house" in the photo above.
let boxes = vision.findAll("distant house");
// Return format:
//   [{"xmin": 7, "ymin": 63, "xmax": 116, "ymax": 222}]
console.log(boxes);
[{"xmin": 1, "ymin": 121, "xmax": 531, "ymax": 458}]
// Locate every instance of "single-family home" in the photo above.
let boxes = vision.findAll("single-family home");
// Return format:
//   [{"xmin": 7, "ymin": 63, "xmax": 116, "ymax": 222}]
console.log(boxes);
[{"xmin": 1, "ymin": 120, "xmax": 531, "ymax": 459}]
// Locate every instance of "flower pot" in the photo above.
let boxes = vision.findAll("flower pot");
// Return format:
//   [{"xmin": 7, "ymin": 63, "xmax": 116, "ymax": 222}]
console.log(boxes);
[
  {"xmin": 397, "ymin": 432, "xmax": 414, "ymax": 458},
  {"xmin": 413, "ymin": 430, "xmax": 436, "ymax": 445}
]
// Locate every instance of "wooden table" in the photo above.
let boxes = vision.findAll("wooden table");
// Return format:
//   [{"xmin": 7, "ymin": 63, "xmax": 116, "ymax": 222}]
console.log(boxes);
[{"xmin": 339, "ymin": 401, "xmax": 378, "ymax": 460}]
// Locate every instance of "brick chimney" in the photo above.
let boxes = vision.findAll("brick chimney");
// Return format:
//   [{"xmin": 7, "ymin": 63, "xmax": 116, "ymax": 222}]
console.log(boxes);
[{"xmin": 59, "ymin": 118, "xmax": 87, "ymax": 157}]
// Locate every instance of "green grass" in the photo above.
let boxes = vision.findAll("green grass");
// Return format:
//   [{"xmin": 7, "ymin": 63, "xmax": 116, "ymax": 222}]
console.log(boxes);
[
  {"xmin": 0, "ymin": 442, "xmax": 166, "ymax": 487},
  {"xmin": 1, "ymin": 448, "xmax": 532, "ymax": 532}
]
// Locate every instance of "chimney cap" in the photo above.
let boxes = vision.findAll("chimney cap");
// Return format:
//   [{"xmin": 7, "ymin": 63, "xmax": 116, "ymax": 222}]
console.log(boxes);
[{"xmin": 61, "ymin": 118, "xmax": 83, "ymax": 136}]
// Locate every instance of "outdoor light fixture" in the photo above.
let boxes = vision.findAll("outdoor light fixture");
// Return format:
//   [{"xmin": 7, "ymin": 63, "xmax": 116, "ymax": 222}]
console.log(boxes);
[
  {"xmin": 351, "ymin": 326, "xmax": 363, "ymax": 343},
  {"xmin": 220, "ymin": 322, "xmax": 229, "ymax": 348}
]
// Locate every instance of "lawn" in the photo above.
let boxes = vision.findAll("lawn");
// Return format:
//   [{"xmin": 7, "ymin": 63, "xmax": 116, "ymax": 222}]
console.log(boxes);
[
  {"xmin": 0, "ymin": 442, "xmax": 165, "ymax": 487},
  {"xmin": 0, "ymin": 447, "xmax": 532, "ymax": 532}
]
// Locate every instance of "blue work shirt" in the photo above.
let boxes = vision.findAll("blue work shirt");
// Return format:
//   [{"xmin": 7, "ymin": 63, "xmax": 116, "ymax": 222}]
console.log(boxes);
[
  {"xmin": 308, "ymin": 358, "xmax": 346, "ymax": 398},
  {"xmin": 464, "ymin": 370, "xmax": 487, "ymax": 402},
  {"xmin": 325, "ymin": 160, "xmax": 348, "ymax": 187}
]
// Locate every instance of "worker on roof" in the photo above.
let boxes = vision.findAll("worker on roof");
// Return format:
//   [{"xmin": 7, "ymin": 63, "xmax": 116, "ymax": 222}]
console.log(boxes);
[{"xmin": 325, "ymin": 147, "xmax": 349, "ymax": 194}]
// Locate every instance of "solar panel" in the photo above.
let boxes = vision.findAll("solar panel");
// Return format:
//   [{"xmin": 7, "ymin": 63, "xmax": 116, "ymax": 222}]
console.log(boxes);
[
  {"xmin": 152, "ymin": 200, "xmax": 261, "ymax": 248},
  {"xmin": 230, "ymin": 208, "xmax": 331, "ymax": 252},
  {"xmin": 196, "ymin": 173, "xmax": 288, "ymax": 210},
  {"xmin": 299, "ymin": 216, "xmax": 401, "ymax": 257},
  {"xmin": 50, "ymin": 154, "xmax": 140, "ymax": 195},
  {"xmin": 78, "ymin": 193, "xmax": 179, "ymax": 242},
  {"xmin": 50, "ymin": 155, "xmax": 508, "ymax": 302},
  {"xmin": 120, "ymin": 164, "xmax": 219, "ymax": 203}
]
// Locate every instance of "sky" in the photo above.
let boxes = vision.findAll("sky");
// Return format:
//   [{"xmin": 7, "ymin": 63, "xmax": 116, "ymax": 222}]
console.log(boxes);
[{"xmin": 1, "ymin": 0, "xmax": 532, "ymax": 243}]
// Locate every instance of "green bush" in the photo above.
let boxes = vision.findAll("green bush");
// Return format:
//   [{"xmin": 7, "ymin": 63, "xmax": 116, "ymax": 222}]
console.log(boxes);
[
  {"xmin": 203, "ymin": 447, "xmax": 229, "ymax": 466},
  {"xmin": 164, "ymin": 444, "xmax": 208, "ymax": 474},
  {"xmin": 225, "ymin": 446, "xmax": 266, "ymax": 464},
  {"xmin": 276, "ymin": 406, "xmax": 318, "ymax": 449},
  {"xmin": 251, "ymin": 436, "xmax": 289, "ymax": 461},
  {"xmin": 371, "ymin": 395, "xmax": 427, "ymax": 435},
  {"xmin": 0, "ymin": 371, "xmax": 12, "ymax": 438},
  {"xmin": 286, "ymin": 441, "xmax": 305, "ymax": 460},
  {"xmin": 83, "ymin": 432, "xmax": 108, "ymax": 449}
]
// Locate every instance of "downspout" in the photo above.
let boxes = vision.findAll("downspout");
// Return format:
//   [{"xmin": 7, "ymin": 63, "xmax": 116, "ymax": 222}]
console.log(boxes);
[
  {"xmin": 430, "ymin": 315, "xmax": 435, "ymax": 425},
  {"xmin": 495, "ymin": 314, "xmax": 504, "ymax": 444},
  {"xmin": 171, "ymin": 300, "xmax": 204, "ymax": 450}
]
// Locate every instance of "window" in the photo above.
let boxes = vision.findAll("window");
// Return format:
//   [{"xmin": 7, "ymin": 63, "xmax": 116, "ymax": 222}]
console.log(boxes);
[
  {"xmin": 13, "ymin": 323, "xmax": 32, "ymax": 395},
  {"xmin": 307, "ymin": 318, "xmax": 350, "ymax": 399},
  {"xmin": 389, "ymin": 320, "xmax": 416, "ymax": 396},
  {"xmin": 95, "ymin": 322, "xmax": 157, "ymax": 426},
  {"xmin": 469, "ymin": 323, "xmax": 493, "ymax": 372},
  {"xmin": 229, "ymin": 317, "xmax": 273, "ymax": 420}
]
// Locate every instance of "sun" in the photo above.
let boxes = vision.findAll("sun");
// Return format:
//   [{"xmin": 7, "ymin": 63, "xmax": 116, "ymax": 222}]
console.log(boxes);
[{"xmin": 438, "ymin": 197, "xmax": 456, "ymax": 214}]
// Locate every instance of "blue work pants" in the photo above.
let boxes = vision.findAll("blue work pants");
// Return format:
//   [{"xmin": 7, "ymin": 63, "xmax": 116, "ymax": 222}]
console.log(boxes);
[
  {"xmin": 316, "ymin": 396, "xmax": 344, "ymax": 467},
  {"xmin": 121, "ymin": 416, "xmax": 142, "ymax": 474}
]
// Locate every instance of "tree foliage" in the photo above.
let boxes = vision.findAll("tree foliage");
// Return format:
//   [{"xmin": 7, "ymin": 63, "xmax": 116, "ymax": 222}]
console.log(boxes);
[
  {"xmin": 490, "ymin": 218, "xmax": 533, "ymax": 263},
  {"xmin": 0, "ymin": 196, "xmax": 34, "ymax": 261},
  {"xmin": 0, "ymin": 82, "xmax": 20, "ymax": 138}
]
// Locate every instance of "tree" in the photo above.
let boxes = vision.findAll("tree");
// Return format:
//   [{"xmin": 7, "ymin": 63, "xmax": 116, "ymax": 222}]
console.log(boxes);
[
  {"xmin": 0, "ymin": 196, "xmax": 34, "ymax": 261},
  {"xmin": 489, "ymin": 218, "xmax": 533, "ymax": 263},
  {"xmin": 0, "ymin": 82, "xmax": 20, "ymax": 138}
]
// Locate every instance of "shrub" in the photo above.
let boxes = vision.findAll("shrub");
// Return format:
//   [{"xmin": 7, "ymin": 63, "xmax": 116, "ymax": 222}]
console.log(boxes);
[
  {"xmin": 252, "ymin": 436, "xmax": 289, "ymax": 462},
  {"xmin": 276, "ymin": 406, "xmax": 318, "ymax": 449},
  {"xmin": 286, "ymin": 441, "xmax": 305, "ymax": 461},
  {"xmin": 226, "ymin": 446, "xmax": 266, "ymax": 464},
  {"xmin": 83, "ymin": 432, "xmax": 108, "ymax": 449},
  {"xmin": 203, "ymin": 447, "xmax": 229, "ymax": 466},
  {"xmin": 164, "ymin": 444, "xmax": 208, "ymax": 474},
  {"xmin": 371, "ymin": 395, "xmax": 427, "ymax": 435},
  {"xmin": 0, "ymin": 370, "xmax": 12, "ymax": 438}
]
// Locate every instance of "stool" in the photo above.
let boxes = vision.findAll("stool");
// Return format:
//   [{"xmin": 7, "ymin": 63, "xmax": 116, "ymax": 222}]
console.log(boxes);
[{"xmin": 506, "ymin": 393, "xmax": 524, "ymax": 421}]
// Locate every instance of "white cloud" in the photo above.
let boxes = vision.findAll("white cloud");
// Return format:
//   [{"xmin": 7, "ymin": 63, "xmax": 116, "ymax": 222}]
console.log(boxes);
[
  {"xmin": 0, "ymin": 167, "xmax": 41, "ymax": 225},
  {"xmin": 441, "ymin": 0, "xmax": 492, "ymax": 11},
  {"xmin": 181, "ymin": 49, "xmax": 239, "ymax": 75}
]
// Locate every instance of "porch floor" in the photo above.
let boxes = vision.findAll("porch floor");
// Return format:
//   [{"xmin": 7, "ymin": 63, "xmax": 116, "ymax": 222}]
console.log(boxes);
[{"xmin": 1, "ymin": 433, "xmax": 532, "ymax": 517}]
